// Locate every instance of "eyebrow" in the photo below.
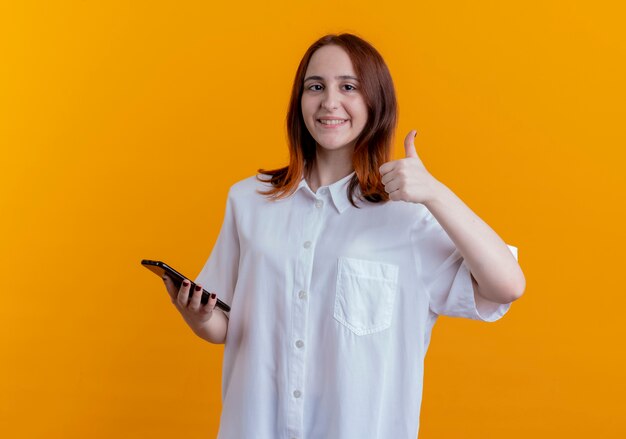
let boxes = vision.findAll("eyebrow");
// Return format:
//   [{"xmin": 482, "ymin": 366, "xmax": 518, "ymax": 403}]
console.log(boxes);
[{"xmin": 303, "ymin": 75, "xmax": 359, "ymax": 83}]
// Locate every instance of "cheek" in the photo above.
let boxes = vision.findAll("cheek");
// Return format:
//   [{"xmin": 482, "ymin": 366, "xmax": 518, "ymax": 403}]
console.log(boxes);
[
  {"xmin": 301, "ymin": 96, "xmax": 316, "ymax": 118},
  {"xmin": 348, "ymin": 99, "xmax": 368, "ymax": 122},
  {"xmin": 300, "ymin": 101, "xmax": 315, "ymax": 133},
  {"xmin": 352, "ymin": 105, "xmax": 368, "ymax": 130}
]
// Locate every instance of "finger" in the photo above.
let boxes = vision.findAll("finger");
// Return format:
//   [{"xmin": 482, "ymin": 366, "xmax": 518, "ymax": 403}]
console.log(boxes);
[
  {"xmin": 201, "ymin": 292, "xmax": 218, "ymax": 314},
  {"xmin": 176, "ymin": 279, "xmax": 192, "ymax": 307},
  {"xmin": 388, "ymin": 188, "xmax": 401, "ymax": 201},
  {"xmin": 384, "ymin": 178, "xmax": 401, "ymax": 194},
  {"xmin": 379, "ymin": 160, "xmax": 396, "ymax": 176},
  {"xmin": 188, "ymin": 284, "xmax": 203, "ymax": 311},
  {"xmin": 404, "ymin": 130, "xmax": 419, "ymax": 158},
  {"xmin": 381, "ymin": 169, "xmax": 393, "ymax": 185}
]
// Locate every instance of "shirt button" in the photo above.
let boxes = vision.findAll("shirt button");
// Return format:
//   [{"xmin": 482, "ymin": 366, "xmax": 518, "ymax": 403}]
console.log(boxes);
[
  {"xmin": 295, "ymin": 340, "xmax": 304, "ymax": 348},
  {"xmin": 293, "ymin": 390, "xmax": 302, "ymax": 398},
  {"xmin": 315, "ymin": 200, "xmax": 323, "ymax": 208},
  {"xmin": 298, "ymin": 290, "xmax": 307, "ymax": 299},
  {"xmin": 303, "ymin": 241, "xmax": 312, "ymax": 249}
]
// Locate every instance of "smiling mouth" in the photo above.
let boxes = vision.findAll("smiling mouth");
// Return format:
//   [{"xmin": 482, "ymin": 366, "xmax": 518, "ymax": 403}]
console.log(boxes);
[{"xmin": 317, "ymin": 119, "xmax": 349, "ymax": 126}]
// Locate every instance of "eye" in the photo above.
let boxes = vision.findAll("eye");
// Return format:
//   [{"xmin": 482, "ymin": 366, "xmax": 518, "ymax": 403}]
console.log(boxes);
[
  {"xmin": 307, "ymin": 84, "xmax": 323, "ymax": 91},
  {"xmin": 343, "ymin": 84, "xmax": 357, "ymax": 91}
]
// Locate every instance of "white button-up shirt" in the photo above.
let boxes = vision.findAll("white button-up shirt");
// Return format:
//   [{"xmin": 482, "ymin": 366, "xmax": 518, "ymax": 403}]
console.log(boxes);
[{"xmin": 195, "ymin": 171, "xmax": 517, "ymax": 439}]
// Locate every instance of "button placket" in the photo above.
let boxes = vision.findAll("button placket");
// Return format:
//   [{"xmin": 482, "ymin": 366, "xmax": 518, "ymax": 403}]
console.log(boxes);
[{"xmin": 286, "ymin": 191, "xmax": 326, "ymax": 438}]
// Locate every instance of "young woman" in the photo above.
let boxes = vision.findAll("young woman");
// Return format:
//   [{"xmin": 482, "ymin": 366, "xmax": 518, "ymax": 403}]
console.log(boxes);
[{"xmin": 163, "ymin": 33, "xmax": 525, "ymax": 439}]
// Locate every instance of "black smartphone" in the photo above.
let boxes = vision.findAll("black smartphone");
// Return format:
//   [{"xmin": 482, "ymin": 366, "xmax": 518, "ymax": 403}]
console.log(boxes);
[{"xmin": 141, "ymin": 259, "xmax": 231, "ymax": 313}]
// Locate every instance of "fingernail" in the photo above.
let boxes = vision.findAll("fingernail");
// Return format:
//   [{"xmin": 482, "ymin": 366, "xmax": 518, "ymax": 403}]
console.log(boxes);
[
  {"xmin": 183, "ymin": 280, "xmax": 189, "ymax": 286},
  {"xmin": 211, "ymin": 293, "xmax": 216, "ymax": 299},
  {"xmin": 413, "ymin": 131, "xmax": 417, "ymax": 138},
  {"xmin": 195, "ymin": 285, "xmax": 201, "ymax": 291}
]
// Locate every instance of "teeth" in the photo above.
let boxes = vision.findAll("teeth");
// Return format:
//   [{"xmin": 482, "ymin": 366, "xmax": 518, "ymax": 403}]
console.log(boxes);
[{"xmin": 319, "ymin": 119, "xmax": 347, "ymax": 125}]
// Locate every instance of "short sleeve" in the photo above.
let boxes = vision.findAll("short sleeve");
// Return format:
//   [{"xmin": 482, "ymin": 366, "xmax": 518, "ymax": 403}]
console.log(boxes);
[
  {"xmin": 194, "ymin": 187, "xmax": 240, "ymax": 314},
  {"xmin": 412, "ymin": 209, "xmax": 516, "ymax": 322}
]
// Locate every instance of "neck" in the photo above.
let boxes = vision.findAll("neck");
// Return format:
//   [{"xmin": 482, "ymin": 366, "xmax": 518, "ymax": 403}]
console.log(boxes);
[{"xmin": 305, "ymin": 146, "xmax": 354, "ymax": 193}]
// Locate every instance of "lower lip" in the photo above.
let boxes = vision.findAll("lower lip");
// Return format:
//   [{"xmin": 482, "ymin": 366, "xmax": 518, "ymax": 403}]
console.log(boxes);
[{"xmin": 317, "ymin": 120, "xmax": 348, "ymax": 129}]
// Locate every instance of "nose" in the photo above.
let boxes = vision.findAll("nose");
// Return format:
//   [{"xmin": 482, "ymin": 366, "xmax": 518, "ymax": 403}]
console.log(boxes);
[{"xmin": 320, "ymin": 87, "xmax": 340, "ymax": 111}]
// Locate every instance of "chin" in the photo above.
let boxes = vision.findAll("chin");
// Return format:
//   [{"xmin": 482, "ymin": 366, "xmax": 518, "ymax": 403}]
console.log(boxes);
[
  {"xmin": 316, "ymin": 137, "xmax": 357, "ymax": 150},
  {"xmin": 317, "ymin": 143, "xmax": 351, "ymax": 151}
]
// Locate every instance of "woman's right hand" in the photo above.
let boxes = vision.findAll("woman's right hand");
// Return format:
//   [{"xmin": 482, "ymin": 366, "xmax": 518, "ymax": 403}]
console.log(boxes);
[{"xmin": 162, "ymin": 274, "xmax": 218, "ymax": 334}]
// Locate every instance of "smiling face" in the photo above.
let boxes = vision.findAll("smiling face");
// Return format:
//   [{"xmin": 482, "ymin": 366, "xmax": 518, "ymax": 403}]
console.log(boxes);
[{"xmin": 301, "ymin": 45, "xmax": 368, "ymax": 155}]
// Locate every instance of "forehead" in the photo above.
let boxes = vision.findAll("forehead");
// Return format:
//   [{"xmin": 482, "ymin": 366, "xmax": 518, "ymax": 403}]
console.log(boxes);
[{"xmin": 305, "ymin": 45, "xmax": 356, "ymax": 77}]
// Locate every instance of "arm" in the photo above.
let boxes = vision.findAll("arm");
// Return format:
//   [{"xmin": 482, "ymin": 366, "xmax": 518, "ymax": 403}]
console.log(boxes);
[
  {"xmin": 162, "ymin": 276, "xmax": 230, "ymax": 345},
  {"xmin": 424, "ymin": 180, "xmax": 525, "ymax": 304},
  {"xmin": 192, "ymin": 309, "xmax": 229, "ymax": 344},
  {"xmin": 379, "ymin": 130, "xmax": 526, "ymax": 304}
]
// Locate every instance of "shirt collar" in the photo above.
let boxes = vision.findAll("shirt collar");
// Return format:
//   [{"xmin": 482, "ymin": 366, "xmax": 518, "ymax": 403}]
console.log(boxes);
[{"xmin": 296, "ymin": 171, "xmax": 357, "ymax": 214}]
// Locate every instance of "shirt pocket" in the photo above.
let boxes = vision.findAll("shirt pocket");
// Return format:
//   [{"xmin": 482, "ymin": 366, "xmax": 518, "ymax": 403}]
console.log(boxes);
[{"xmin": 333, "ymin": 256, "xmax": 399, "ymax": 336}]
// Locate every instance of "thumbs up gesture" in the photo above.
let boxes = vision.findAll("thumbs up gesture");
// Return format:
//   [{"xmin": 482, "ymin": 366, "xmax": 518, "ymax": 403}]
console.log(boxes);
[{"xmin": 378, "ymin": 130, "xmax": 439, "ymax": 204}]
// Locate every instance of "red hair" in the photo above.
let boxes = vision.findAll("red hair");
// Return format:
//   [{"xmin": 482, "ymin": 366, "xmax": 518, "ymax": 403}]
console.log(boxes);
[{"xmin": 257, "ymin": 33, "xmax": 398, "ymax": 207}]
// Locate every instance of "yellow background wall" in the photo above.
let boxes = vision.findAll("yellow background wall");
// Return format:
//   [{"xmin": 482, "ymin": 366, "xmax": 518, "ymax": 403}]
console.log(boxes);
[{"xmin": 1, "ymin": 1, "xmax": 624, "ymax": 437}]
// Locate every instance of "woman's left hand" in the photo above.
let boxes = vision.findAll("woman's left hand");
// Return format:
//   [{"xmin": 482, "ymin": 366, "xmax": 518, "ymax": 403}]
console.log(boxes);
[{"xmin": 379, "ymin": 130, "xmax": 441, "ymax": 204}]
